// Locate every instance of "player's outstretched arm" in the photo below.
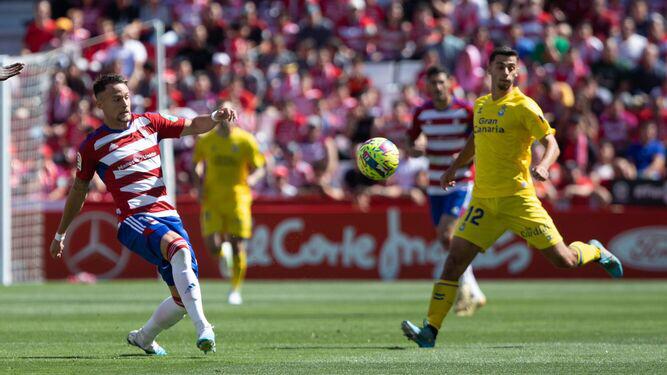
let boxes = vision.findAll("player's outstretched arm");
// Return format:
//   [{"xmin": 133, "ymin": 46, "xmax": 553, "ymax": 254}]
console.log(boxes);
[
  {"xmin": 531, "ymin": 134, "xmax": 560, "ymax": 182},
  {"xmin": 0, "ymin": 62, "xmax": 24, "ymax": 81},
  {"xmin": 181, "ymin": 106, "xmax": 238, "ymax": 136},
  {"xmin": 440, "ymin": 135, "xmax": 475, "ymax": 190},
  {"xmin": 50, "ymin": 178, "xmax": 90, "ymax": 259}
]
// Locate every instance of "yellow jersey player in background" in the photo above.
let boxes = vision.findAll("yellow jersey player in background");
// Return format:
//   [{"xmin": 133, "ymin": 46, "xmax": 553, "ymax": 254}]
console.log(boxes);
[
  {"xmin": 401, "ymin": 46, "xmax": 624, "ymax": 348},
  {"xmin": 193, "ymin": 102, "xmax": 265, "ymax": 305}
]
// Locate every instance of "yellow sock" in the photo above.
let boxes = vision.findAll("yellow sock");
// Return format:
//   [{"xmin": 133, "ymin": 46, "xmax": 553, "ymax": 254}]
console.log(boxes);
[
  {"xmin": 570, "ymin": 241, "xmax": 601, "ymax": 266},
  {"xmin": 231, "ymin": 251, "xmax": 247, "ymax": 292},
  {"xmin": 427, "ymin": 280, "xmax": 458, "ymax": 330}
]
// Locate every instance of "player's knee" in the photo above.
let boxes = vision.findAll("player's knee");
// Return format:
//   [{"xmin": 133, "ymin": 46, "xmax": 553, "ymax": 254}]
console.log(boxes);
[{"xmin": 165, "ymin": 236, "xmax": 190, "ymax": 263}]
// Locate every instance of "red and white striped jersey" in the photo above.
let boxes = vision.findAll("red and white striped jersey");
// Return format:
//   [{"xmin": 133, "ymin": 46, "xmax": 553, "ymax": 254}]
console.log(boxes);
[
  {"xmin": 76, "ymin": 113, "xmax": 185, "ymax": 220},
  {"xmin": 409, "ymin": 99, "xmax": 474, "ymax": 195}
]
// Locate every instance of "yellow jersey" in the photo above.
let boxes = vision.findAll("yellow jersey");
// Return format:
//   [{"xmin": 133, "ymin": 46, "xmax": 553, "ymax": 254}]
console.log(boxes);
[
  {"xmin": 472, "ymin": 87, "xmax": 555, "ymax": 198},
  {"xmin": 193, "ymin": 127, "xmax": 265, "ymax": 207}
]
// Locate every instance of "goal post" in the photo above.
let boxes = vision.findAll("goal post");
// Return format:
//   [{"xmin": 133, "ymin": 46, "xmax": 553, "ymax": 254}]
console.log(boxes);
[{"xmin": 0, "ymin": 55, "xmax": 11, "ymax": 285}]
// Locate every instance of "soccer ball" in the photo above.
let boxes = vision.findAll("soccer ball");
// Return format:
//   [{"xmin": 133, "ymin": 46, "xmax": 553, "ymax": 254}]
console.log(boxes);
[{"xmin": 356, "ymin": 137, "xmax": 400, "ymax": 181}]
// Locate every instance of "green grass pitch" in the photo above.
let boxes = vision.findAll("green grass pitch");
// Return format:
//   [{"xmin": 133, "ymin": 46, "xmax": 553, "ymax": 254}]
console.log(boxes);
[{"xmin": 1, "ymin": 280, "xmax": 666, "ymax": 374}]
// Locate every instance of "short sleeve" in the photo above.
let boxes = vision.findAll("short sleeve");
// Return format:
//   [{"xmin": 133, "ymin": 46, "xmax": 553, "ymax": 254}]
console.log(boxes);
[
  {"xmin": 144, "ymin": 112, "xmax": 186, "ymax": 140},
  {"xmin": 246, "ymin": 134, "xmax": 265, "ymax": 169},
  {"xmin": 522, "ymin": 99, "xmax": 555, "ymax": 140},
  {"xmin": 463, "ymin": 101, "xmax": 474, "ymax": 137},
  {"xmin": 75, "ymin": 141, "xmax": 96, "ymax": 181},
  {"xmin": 408, "ymin": 107, "xmax": 424, "ymax": 143}
]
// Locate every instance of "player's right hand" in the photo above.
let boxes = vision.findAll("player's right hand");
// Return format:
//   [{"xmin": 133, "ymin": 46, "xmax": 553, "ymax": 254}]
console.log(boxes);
[
  {"xmin": 213, "ymin": 106, "xmax": 238, "ymax": 123},
  {"xmin": 440, "ymin": 167, "xmax": 457, "ymax": 190},
  {"xmin": 50, "ymin": 239, "xmax": 64, "ymax": 259}
]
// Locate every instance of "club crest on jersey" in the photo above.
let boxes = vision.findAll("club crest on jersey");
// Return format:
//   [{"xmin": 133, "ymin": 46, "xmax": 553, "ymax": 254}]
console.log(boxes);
[
  {"xmin": 159, "ymin": 113, "xmax": 179, "ymax": 123},
  {"xmin": 498, "ymin": 105, "xmax": 507, "ymax": 117}
]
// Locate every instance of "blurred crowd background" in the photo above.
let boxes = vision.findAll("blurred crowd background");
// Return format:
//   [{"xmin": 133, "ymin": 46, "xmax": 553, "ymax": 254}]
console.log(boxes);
[{"xmin": 20, "ymin": 0, "xmax": 667, "ymax": 209}]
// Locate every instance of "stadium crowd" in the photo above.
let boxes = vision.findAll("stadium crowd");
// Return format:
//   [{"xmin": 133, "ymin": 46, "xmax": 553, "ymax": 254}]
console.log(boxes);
[{"xmin": 22, "ymin": 0, "xmax": 667, "ymax": 208}]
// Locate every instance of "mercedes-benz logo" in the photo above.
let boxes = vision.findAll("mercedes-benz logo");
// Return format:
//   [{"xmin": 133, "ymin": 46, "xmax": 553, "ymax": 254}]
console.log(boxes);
[{"xmin": 63, "ymin": 211, "xmax": 130, "ymax": 279}]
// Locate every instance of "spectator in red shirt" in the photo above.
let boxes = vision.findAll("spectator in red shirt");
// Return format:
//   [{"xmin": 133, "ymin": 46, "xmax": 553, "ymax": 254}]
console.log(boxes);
[
  {"xmin": 411, "ymin": 4, "xmax": 439, "ymax": 56},
  {"xmin": 49, "ymin": 71, "xmax": 78, "ymax": 124},
  {"xmin": 23, "ymin": 0, "xmax": 57, "ymax": 53},
  {"xmin": 453, "ymin": 0, "xmax": 482, "ymax": 37},
  {"xmin": 589, "ymin": 0, "xmax": 620, "ymax": 39},
  {"xmin": 310, "ymin": 48, "xmax": 342, "ymax": 95},
  {"xmin": 375, "ymin": 1, "xmax": 411, "ymax": 61},
  {"xmin": 274, "ymin": 101, "xmax": 306, "ymax": 150},
  {"xmin": 600, "ymin": 97, "xmax": 639, "ymax": 150},
  {"xmin": 514, "ymin": 0, "xmax": 553, "ymax": 43},
  {"xmin": 347, "ymin": 57, "xmax": 371, "ymax": 98},
  {"xmin": 336, "ymin": 1, "xmax": 377, "ymax": 57}
]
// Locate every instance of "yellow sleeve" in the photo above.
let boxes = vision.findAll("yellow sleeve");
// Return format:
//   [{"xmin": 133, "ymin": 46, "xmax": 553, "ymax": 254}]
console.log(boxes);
[
  {"xmin": 193, "ymin": 137, "xmax": 205, "ymax": 164},
  {"xmin": 521, "ymin": 99, "xmax": 555, "ymax": 140},
  {"xmin": 246, "ymin": 134, "xmax": 265, "ymax": 169}
]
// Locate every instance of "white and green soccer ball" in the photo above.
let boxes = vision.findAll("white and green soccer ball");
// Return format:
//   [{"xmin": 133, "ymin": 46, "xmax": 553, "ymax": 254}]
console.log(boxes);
[{"xmin": 356, "ymin": 137, "xmax": 400, "ymax": 181}]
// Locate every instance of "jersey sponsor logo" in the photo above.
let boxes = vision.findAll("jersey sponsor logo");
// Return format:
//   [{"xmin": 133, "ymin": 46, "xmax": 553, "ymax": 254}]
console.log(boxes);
[
  {"xmin": 159, "ymin": 113, "xmax": 179, "ymax": 123},
  {"xmin": 76, "ymin": 152, "xmax": 82, "ymax": 171},
  {"xmin": 474, "ymin": 121, "xmax": 505, "ymax": 134},
  {"xmin": 609, "ymin": 226, "xmax": 667, "ymax": 271},
  {"xmin": 117, "ymin": 151, "xmax": 157, "ymax": 170},
  {"xmin": 520, "ymin": 224, "xmax": 552, "ymax": 239},
  {"xmin": 478, "ymin": 117, "xmax": 498, "ymax": 125}
]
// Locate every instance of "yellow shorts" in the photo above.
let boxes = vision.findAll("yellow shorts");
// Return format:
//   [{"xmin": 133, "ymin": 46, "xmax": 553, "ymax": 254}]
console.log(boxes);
[
  {"xmin": 453, "ymin": 193, "xmax": 563, "ymax": 250},
  {"xmin": 201, "ymin": 203, "xmax": 252, "ymax": 239}
]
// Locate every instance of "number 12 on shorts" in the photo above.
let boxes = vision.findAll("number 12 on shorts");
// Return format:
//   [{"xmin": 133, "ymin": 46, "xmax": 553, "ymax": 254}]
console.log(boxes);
[{"xmin": 463, "ymin": 206, "xmax": 484, "ymax": 226}]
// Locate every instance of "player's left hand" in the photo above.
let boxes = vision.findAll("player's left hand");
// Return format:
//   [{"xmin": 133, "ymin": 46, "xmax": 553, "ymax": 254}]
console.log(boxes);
[
  {"xmin": 213, "ymin": 106, "xmax": 237, "ymax": 123},
  {"xmin": 0, "ymin": 62, "xmax": 24, "ymax": 81},
  {"xmin": 530, "ymin": 165, "xmax": 549, "ymax": 181}
]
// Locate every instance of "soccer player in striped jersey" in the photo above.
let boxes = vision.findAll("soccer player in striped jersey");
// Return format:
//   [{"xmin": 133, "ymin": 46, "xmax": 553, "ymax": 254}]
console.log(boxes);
[
  {"xmin": 408, "ymin": 66, "xmax": 486, "ymax": 317},
  {"xmin": 402, "ymin": 47, "xmax": 623, "ymax": 348},
  {"xmin": 49, "ymin": 74, "xmax": 237, "ymax": 355}
]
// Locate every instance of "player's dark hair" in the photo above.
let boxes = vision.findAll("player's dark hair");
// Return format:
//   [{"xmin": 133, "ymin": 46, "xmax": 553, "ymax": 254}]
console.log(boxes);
[
  {"xmin": 93, "ymin": 73, "xmax": 128, "ymax": 96},
  {"xmin": 425, "ymin": 65, "xmax": 448, "ymax": 79},
  {"xmin": 489, "ymin": 46, "xmax": 518, "ymax": 65}
]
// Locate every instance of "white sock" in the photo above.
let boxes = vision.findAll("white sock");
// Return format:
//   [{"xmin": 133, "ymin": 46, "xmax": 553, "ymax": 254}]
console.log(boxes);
[
  {"xmin": 140, "ymin": 297, "xmax": 186, "ymax": 344},
  {"xmin": 171, "ymin": 248, "xmax": 211, "ymax": 335},
  {"xmin": 219, "ymin": 242, "xmax": 233, "ymax": 278},
  {"xmin": 460, "ymin": 265, "xmax": 486, "ymax": 301}
]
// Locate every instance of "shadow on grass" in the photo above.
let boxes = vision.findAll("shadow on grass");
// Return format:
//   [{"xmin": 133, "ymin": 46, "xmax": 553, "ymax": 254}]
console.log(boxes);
[
  {"xmin": 7, "ymin": 356, "xmax": 102, "ymax": 360},
  {"xmin": 487, "ymin": 345, "xmax": 525, "ymax": 349},
  {"xmin": 269, "ymin": 346, "xmax": 406, "ymax": 350},
  {"xmin": 4, "ymin": 354, "xmax": 207, "ymax": 360}
]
